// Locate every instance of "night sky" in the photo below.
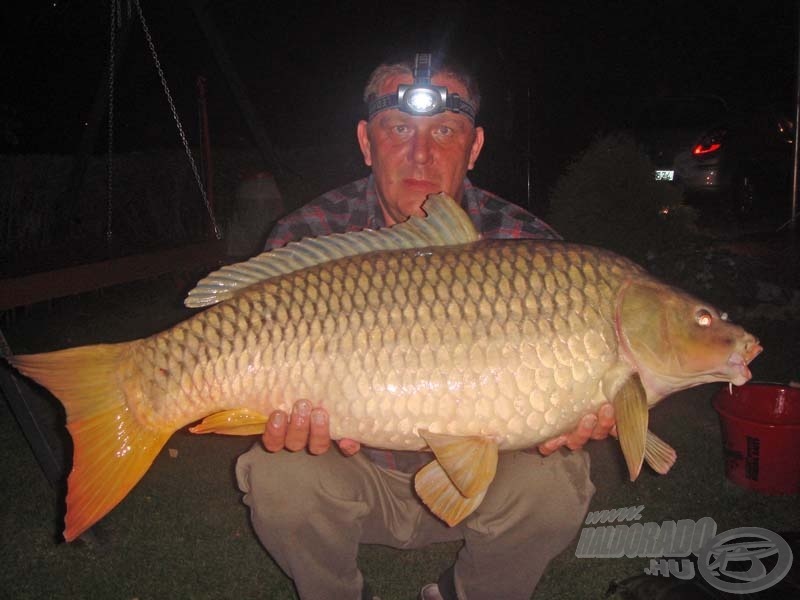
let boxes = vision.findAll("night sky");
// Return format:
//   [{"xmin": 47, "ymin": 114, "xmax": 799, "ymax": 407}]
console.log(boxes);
[{"xmin": 3, "ymin": 0, "xmax": 798, "ymax": 199}]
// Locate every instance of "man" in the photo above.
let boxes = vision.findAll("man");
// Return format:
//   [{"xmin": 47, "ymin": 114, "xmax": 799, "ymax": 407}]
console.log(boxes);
[{"xmin": 235, "ymin": 54, "xmax": 616, "ymax": 600}]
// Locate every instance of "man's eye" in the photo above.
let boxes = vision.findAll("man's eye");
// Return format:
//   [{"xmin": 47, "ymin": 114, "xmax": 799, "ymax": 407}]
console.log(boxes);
[
  {"xmin": 393, "ymin": 125, "xmax": 409, "ymax": 134},
  {"xmin": 436, "ymin": 126, "xmax": 453, "ymax": 135}
]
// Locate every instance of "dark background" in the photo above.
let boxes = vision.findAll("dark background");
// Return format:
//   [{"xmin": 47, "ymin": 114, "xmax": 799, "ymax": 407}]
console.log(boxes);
[
  {"xmin": 2, "ymin": 0, "xmax": 798, "ymax": 211},
  {"xmin": 1, "ymin": 5, "xmax": 799, "ymax": 599}
]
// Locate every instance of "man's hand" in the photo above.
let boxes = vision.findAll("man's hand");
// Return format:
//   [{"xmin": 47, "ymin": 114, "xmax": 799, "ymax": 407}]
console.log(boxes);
[
  {"xmin": 538, "ymin": 403, "xmax": 616, "ymax": 456},
  {"xmin": 262, "ymin": 400, "xmax": 360, "ymax": 456}
]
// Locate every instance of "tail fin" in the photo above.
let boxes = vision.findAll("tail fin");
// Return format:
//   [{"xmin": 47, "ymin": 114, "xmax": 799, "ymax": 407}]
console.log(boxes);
[{"xmin": 8, "ymin": 343, "xmax": 172, "ymax": 542}]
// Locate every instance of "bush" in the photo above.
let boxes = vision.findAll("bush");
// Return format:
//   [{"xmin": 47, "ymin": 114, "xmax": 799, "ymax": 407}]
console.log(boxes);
[{"xmin": 547, "ymin": 133, "xmax": 697, "ymax": 261}]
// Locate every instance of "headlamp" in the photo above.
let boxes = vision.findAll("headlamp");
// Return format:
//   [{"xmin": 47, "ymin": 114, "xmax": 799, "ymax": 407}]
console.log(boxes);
[{"xmin": 367, "ymin": 53, "xmax": 476, "ymax": 122}]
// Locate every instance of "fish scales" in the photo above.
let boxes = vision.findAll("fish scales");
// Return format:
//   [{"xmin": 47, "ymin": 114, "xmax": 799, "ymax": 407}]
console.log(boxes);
[
  {"xmin": 7, "ymin": 192, "xmax": 762, "ymax": 539},
  {"xmin": 127, "ymin": 240, "xmax": 630, "ymax": 449}
]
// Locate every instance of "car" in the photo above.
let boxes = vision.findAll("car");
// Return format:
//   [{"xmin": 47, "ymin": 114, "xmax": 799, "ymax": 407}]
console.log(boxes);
[{"xmin": 625, "ymin": 94, "xmax": 795, "ymax": 220}]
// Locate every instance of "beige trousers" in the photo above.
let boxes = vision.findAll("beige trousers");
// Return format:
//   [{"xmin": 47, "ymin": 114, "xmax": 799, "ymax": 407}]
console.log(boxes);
[{"xmin": 236, "ymin": 445, "xmax": 595, "ymax": 600}]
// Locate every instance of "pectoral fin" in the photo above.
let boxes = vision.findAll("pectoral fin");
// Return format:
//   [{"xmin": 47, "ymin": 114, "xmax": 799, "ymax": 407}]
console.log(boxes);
[
  {"xmin": 645, "ymin": 431, "xmax": 677, "ymax": 475},
  {"xmin": 413, "ymin": 431, "xmax": 498, "ymax": 527},
  {"xmin": 188, "ymin": 409, "xmax": 269, "ymax": 435},
  {"xmin": 418, "ymin": 430, "xmax": 498, "ymax": 497},
  {"xmin": 415, "ymin": 459, "xmax": 488, "ymax": 526},
  {"xmin": 614, "ymin": 374, "xmax": 648, "ymax": 481}
]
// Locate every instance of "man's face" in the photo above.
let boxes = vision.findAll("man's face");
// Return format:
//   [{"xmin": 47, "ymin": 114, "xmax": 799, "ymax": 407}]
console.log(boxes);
[{"xmin": 357, "ymin": 73, "xmax": 485, "ymax": 225}]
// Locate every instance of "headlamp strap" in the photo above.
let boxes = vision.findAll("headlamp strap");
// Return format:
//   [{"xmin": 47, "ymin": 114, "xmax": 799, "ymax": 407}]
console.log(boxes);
[
  {"xmin": 413, "ymin": 53, "xmax": 433, "ymax": 85},
  {"xmin": 368, "ymin": 94, "xmax": 398, "ymax": 115}
]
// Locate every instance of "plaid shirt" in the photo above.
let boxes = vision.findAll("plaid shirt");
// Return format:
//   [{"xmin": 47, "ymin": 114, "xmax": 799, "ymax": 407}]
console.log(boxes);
[{"xmin": 264, "ymin": 175, "xmax": 560, "ymax": 471}]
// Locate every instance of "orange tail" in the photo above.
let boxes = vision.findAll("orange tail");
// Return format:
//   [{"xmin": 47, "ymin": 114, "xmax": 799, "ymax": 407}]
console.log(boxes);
[{"xmin": 8, "ymin": 343, "xmax": 172, "ymax": 542}]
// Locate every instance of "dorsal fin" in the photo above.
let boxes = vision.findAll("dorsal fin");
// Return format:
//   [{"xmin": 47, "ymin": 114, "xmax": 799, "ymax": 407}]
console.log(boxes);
[{"xmin": 184, "ymin": 192, "xmax": 478, "ymax": 308}]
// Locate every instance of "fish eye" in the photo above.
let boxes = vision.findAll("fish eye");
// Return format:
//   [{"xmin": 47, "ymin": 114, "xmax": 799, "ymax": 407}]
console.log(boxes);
[
  {"xmin": 696, "ymin": 309, "xmax": 713, "ymax": 327},
  {"xmin": 720, "ymin": 312, "xmax": 728, "ymax": 321}
]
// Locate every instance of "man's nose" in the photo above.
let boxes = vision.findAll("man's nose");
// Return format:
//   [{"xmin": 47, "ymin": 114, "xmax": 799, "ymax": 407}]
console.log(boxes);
[{"xmin": 409, "ymin": 132, "xmax": 432, "ymax": 164}]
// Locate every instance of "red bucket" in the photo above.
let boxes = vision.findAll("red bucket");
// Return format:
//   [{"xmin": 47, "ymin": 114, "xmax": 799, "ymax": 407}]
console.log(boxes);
[{"xmin": 712, "ymin": 383, "xmax": 800, "ymax": 495}]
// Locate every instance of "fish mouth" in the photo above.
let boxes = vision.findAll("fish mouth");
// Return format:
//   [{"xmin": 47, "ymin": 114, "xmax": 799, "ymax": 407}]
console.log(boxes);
[{"xmin": 725, "ymin": 336, "xmax": 763, "ymax": 386}]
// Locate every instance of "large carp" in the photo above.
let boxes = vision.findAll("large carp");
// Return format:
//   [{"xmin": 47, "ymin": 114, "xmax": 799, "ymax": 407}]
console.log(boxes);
[{"xmin": 8, "ymin": 194, "xmax": 761, "ymax": 541}]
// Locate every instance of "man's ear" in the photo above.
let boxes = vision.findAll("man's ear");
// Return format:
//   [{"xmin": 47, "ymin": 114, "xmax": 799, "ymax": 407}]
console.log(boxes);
[
  {"xmin": 468, "ymin": 126, "xmax": 485, "ymax": 170},
  {"xmin": 357, "ymin": 120, "xmax": 372, "ymax": 167}
]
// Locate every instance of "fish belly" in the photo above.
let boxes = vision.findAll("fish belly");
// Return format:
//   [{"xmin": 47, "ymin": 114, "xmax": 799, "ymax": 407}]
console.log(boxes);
[{"xmin": 133, "ymin": 240, "xmax": 632, "ymax": 450}]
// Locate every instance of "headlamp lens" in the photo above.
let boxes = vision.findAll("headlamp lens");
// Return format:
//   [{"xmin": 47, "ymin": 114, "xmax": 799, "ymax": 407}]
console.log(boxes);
[{"xmin": 404, "ymin": 87, "xmax": 441, "ymax": 114}]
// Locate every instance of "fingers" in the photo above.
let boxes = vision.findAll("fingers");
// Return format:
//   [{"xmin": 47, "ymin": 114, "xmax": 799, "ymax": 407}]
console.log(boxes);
[
  {"xmin": 537, "ymin": 403, "xmax": 617, "ymax": 455},
  {"xmin": 564, "ymin": 414, "xmax": 596, "ymax": 450},
  {"xmin": 336, "ymin": 438, "xmax": 361, "ymax": 456},
  {"xmin": 307, "ymin": 408, "xmax": 332, "ymax": 455},
  {"xmin": 261, "ymin": 400, "xmax": 336, "ymax": 455},
  {"xmin": 538, "ymin": 435, "xmax": 567, "ymax": 456},
  {"xmin": 538, "ymin": 415, "xmax": 597, "ymax": 456},
  {"xmin": 284, "ymin": 400, "xmax": 312, "ymax": 451},
  {"xmin": 262, "ymin": 410, "xmax": 289, "ymax": 452},
  {"xmin": 591, "ymin": 404, "xmax": 616, "ymax": 440},
  {"xmin": 537, "ymin": 414, "xmax": 596, "ymax": 455}
]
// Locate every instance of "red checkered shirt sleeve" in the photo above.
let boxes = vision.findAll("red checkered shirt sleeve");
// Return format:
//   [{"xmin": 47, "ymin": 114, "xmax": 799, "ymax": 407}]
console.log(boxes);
[
  {"xmin": 461, "ymin": 180, "xmax": 562, "ymax": 241},
  {"xmin": 264, "ymin": 178, "xmax": 379, "ymax": 250}
]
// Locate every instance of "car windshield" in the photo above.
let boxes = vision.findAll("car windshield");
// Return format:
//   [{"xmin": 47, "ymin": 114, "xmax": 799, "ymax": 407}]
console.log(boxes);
[{"xmin": 634, "ymin": 97, "xmax": 728, "ymax": 129}]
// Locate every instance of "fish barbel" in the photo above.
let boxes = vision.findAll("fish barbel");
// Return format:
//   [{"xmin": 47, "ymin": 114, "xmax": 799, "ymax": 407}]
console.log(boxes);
[{"xmin": 8, "ymin": 194, "xmax": 762, "ymax": 541}]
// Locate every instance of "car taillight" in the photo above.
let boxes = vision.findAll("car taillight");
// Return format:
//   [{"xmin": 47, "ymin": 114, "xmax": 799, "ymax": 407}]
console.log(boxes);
[{"xmin": 692, "ymin": 128, "xmax": 726, "ymax": 156}]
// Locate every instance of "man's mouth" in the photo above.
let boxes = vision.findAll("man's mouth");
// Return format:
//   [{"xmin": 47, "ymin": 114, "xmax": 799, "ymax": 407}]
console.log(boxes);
[{"xmin": 403, "ymin": 178, "xmax": 437, "ymax": 190}]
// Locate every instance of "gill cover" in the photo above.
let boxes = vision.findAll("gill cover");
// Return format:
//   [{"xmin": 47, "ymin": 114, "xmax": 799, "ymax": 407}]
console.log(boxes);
[{"xmin": 617, "ymin": 281, "xmax": 746, "ymax": 382}]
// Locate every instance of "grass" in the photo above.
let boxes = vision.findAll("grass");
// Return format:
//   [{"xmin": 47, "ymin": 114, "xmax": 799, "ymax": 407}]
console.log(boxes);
[{"xmin": 1, "ymin": 240, "xmax": 798, "ymax": 599}]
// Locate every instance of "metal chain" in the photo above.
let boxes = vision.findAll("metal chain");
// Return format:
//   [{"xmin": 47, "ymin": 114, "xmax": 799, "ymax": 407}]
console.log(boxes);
[
  {"xmin": 132, "ymin": 0, "xmax": 221, "ymax": 239},
  {"xmin": 106, "ymin": 0, "xmax": 117, "ymax": 247}
]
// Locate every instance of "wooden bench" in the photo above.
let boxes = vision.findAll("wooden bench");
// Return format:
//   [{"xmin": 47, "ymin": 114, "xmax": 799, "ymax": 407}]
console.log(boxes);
[{"xmin": 1, "ymin": 239, "xmax": 227, "ymax": 312}]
